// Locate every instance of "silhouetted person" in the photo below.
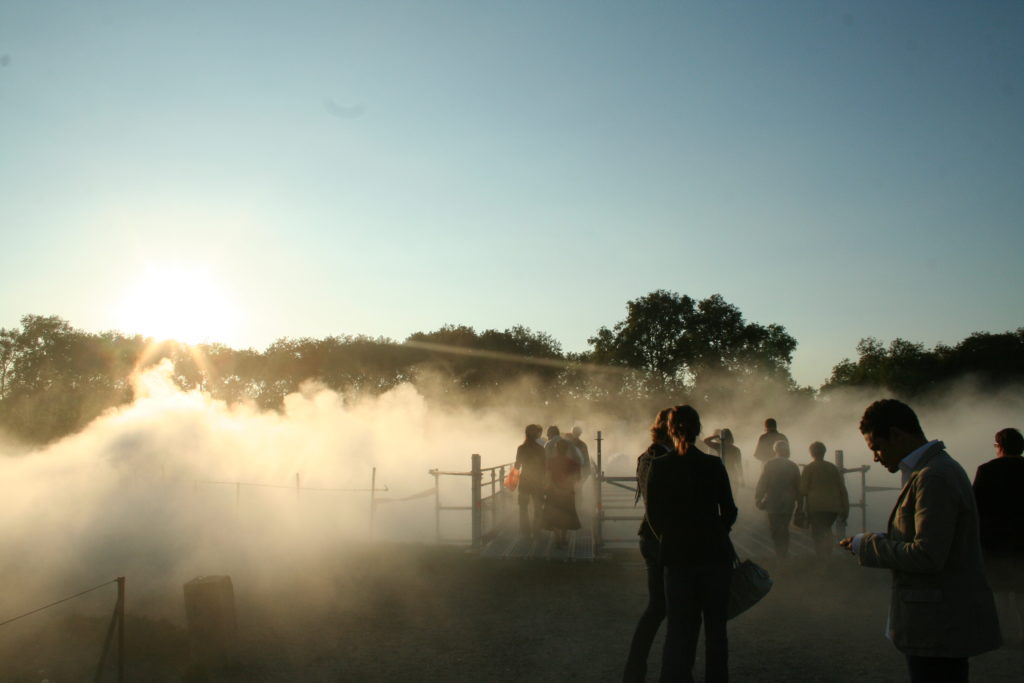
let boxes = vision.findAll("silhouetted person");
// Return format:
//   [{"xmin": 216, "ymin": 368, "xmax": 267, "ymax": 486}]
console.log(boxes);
[
  {"xmin": 543, "ymin": 438, "xmax": 581, "ymax": 547},
  {"xmin": 567, "ymin": 425, "xmax": 592, "ymax": 481},
  {"xmin": 623, "ymin": 408, "xmax": 673, "ymax": 683},
  {"xmin": 973, "ymin": 427, "xmax": 1024, "ymax": 646},
  {"xmin": 840, "ymin": 399, "xmax": 1000, "ymax": 683},
  {"xmin": 755, "ymin": 440, "xmax": 800, "ymax": 560},
  {"xmin": 795, "ymin": 441, "xmax": 848, "ymax": 565},
  {"xmin": 514, "ymin": 424, "xmax": 546, "ymax": 539},
  {"xmin": 752, "ymin": 418, "xmax": 788, "ymax": 464},
  {"xmin": 646, "ymin": 405, "xmax": 736, "ymax": 683},
  {"xmin": 544, "ymin": 425, "xmax": 563, "ymax": 458},
  {"xmin": 704, "ymin": 428, "xmax": 743, "ymax": 490}
]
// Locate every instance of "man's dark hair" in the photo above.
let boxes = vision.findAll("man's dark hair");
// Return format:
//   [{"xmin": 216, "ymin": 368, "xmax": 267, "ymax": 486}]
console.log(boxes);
[
  {"xmin": 809, "ymin": 441, "xmax": 827, "ymax": 459},
  {"xmin": 547, "ymin": 425, "xmax": 560, "ymax": 438},
  {"xmin": 523, "ymin": 424, "xmax": 542, "ymax": 444},
  {"xmin": 859, "ymin": 399, "xmax": 924, "ymax": 439},
  {"xmin": 996, "ymin": 428, "xmax": 1024, "ymax": 457},
  {"xmin": 765, "ymin": 418, "xmax": 777, "ymax": 430}
]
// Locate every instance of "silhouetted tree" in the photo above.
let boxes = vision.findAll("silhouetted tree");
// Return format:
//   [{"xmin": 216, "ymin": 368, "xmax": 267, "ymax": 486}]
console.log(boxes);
[
  {"xmin": 824, "ymin": 329, "xmax": 1024, "ymax": 396},
  {"xmin": 588, "ymin": 291, "xmax": 797, "ymax": 402}
]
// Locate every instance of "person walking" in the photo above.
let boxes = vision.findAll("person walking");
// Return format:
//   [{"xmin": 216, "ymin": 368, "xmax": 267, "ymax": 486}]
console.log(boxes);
[
  {"xmin": 704, "ymin": 428, "xmax": 743, "ymax": 490},
  {"xmin": 795, "ymin": 441, "xmax": 848, "ymax": 565},
  {"xmin": 754, "ymin": 440, "xmax": 800, "ymax": 561},
  {"xmin": 542, "ymin": 438, "xmax": 581, "ymax": 547},
  {"xmin": 622, "ymin": 408, "xmax": 673, "ymax": 683},
  {"xmin": 752, "ymin": 418, "xmax": 787, "ymax": 465},
  {"xmin": 514, "ymin": 424, "xmax": 546, "ymax": 539},
  {"xmin": 645, "ymin": 404, "xmax": 737, "ymax": 683},
  {"xmin": 972, "ymin": 427, "xmax": 1024, "ymax": 646}
]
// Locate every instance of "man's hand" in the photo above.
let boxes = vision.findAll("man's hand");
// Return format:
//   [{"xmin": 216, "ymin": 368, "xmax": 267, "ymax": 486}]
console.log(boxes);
[{"xmin": 839, "ymin": 536, "xmax": 855, "ymax": 553}]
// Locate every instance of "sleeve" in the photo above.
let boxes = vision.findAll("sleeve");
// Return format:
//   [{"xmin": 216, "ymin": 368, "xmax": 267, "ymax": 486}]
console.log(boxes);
[
  {"xmin": 857, "ymin": 472, "xmax": 959, "ymax": 573},
  {"xmin": 514, "ymin": 445, "xmax": 523, "ymax": 469},
  {"xmin": 799, "ymin": 464, "xmax": 811, "ymax": 497},
  {"xmin": 972, "ymin": 465, "xmax": 993, "ymax": 548},
  {"xmin": 717, "ymin": 459, "xmax": 738, "ymax": 531},
  {"xmin": 645, "ymin": 460, "xmax": 667, "ymax": 540},
  {"xmin": 754, "ymin": 465, "xmax": 767, "ymax": 504}
]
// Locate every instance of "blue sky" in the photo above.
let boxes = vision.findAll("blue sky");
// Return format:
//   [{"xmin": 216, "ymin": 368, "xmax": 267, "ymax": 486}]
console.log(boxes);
[{"xmin": 1, "ymin": 1, "xmax": 1021, "ymax": 387}]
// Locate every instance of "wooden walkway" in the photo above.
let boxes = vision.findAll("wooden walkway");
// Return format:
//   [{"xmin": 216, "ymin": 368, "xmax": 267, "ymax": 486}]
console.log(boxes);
[{"xmin": 480, "ymin": 524, "xmax": 598, "ymax": 561}]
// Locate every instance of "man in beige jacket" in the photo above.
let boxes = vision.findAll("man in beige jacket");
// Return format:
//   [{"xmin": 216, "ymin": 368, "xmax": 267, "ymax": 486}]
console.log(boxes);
[
  {"xmin": 840, "ymin": 399, "xmax": 1000, "ymax": 683},
  {"xmin": 796, "ymin": 441, "xmax": 848, "ymax": 563}
]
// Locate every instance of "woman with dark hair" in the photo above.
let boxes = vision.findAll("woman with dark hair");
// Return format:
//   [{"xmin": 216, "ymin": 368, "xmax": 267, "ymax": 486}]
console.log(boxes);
[
  {"xmin": 646, "ymin": 404, "xmax": 737, "ymax": 683},
  {"xmin": 622, "ymin": 408, "xmax": 673, "ymax": 683}
]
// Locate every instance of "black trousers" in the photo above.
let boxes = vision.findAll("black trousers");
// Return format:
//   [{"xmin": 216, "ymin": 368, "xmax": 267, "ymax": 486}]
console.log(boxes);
[
  {"xmin": 518, "ymin": 488, "xmax": 543, "ymax": 535},
  {"xmin": 660, "ymin": 561, "xmax": 730, "ymax": 683},
  {"xmin": 623, "ymin": 535, "xmax": 665, "ymax": 682},
  {"xmin": 767, "ymin": 512, "xmax": 791, "ymax": 558},
  {"xmin": 905, "ymin": 655, "xmax": 968, "ymax": 683},
  {"xmin": 808, "ymin": 511, "xmax": 838, "ymax": 560}
]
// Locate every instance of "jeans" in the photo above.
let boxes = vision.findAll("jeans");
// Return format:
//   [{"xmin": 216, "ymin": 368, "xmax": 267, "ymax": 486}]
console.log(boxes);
[
  {"xmin": 518, "ymin": 488, "xmax": 543, "ymax": 536},
  {"xmin": 660, "ymin": 561, "xmax": 730, "ymax": 683},
  {"xmin": 623, "ymin": 536, "xmax": 665, "ymax": 682}
]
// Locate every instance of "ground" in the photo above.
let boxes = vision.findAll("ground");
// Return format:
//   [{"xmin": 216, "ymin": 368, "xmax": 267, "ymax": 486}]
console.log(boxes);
[{"xmin": 1, "ymin": 544, "xmax": 1021, "ymax": 682}]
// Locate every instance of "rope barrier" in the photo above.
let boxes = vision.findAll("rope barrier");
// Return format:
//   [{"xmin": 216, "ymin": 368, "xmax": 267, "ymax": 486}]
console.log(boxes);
[
  {"xmin": 0, "ymin": 579, "xmax": 118, "ymax": 628},
  {"xmin": 194, "ymin": 478, "xmax": 388, "ymax": 492},
  {"xmin": 374, "ymin": 487, "xmax": 435, "ymax": 504}
]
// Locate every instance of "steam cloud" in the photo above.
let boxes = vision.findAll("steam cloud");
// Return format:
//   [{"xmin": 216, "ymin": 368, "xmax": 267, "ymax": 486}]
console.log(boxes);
[{"xmin": 1, "ymin": 360, "xmax": 1020, "ymax": 622}]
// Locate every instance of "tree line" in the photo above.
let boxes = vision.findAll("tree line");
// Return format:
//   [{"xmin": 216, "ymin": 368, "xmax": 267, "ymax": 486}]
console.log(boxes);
[{"xmin": 2, "ymin": 290, "xmax": 1021, "ymax": 445}]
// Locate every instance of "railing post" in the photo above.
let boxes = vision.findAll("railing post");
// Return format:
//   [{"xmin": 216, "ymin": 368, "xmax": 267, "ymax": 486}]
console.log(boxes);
[
  {"xmin": 595, "ymin": 431, "xmax": 603, "ymax": 552},
  {"xmin": 834, "ymin": 450, "xmax": 847, "ymax": 539},
  {"xmin": 370, "ymin": 467, "xmax": 377, "ymax": 538},
  {"xmin": 471, "ymin": 454, "xmax": 482, "ymax": 550},
  {"xmin": 117, "ymin": 576, "xmax": 125, "ymax": 683},
  {"xmin": 432, "ymin": 470, "xmax": 441, "ymax": 543},
  {"xmin": 860, "ymin": 469, "xmax": 868, "ymax": 533}
]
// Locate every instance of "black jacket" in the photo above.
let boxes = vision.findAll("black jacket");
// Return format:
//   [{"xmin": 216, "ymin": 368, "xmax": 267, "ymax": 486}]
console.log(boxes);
[
  {"xmin": 973, "ymin": 455, "xmax": 1024, "ymax": 557},
  {"xmin": 636, "ymin": 442, "xmax": 672, "ymax": 540},
  {"xmin": 646, "ymin": 447, "xmax": 738, "ymax": 567}
]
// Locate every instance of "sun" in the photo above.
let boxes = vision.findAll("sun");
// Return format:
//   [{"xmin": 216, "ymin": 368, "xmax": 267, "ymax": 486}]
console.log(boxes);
[{"xmin": 114, "ymin": 264, "xmax": 238, "ymax": 345}]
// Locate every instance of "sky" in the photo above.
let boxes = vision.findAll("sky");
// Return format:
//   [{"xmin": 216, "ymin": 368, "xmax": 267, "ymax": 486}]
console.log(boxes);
[{"xmin": 1, "ymin": 1, "xmax": 1022, "ymax": 388}]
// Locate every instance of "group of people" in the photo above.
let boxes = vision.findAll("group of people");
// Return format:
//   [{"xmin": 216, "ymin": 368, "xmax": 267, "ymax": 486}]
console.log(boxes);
[
  {"xmin": 622, "ymin": 400, "xmax": 1022, "ymax": 683},
  {"xmin": 703, "ymin": 418, "xmax": 850, "ymax": 566},
  {"xmin": 513, "ymin": 424, "xmax": 592, "ymax": 547},
  {"xmin": 749, "ymin": 419, "xmax": 850, "ymax": 566}
]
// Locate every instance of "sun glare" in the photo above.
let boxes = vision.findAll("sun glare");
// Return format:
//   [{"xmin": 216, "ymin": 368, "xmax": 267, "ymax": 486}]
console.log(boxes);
[{"xmin": 114, "ymin": 265, "xmax": 238, "ymax": 345}]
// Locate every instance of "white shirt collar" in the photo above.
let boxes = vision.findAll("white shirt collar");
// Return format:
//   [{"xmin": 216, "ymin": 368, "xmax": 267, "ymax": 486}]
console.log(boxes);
[{"xmin": 898, "ymin": 439, "xmax": 940, "ymax": 485}]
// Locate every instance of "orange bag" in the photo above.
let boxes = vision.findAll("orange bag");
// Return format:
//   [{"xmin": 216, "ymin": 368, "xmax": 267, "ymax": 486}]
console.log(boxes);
[{"xmin": 504, "ymin": 467, "xmax": 520, "ymax": 491}]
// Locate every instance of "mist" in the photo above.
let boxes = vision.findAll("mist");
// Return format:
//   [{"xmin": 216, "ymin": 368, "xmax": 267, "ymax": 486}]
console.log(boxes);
[{"xmin": 2, "ymin": 359, "xmax": 1021, "ymax": 628}]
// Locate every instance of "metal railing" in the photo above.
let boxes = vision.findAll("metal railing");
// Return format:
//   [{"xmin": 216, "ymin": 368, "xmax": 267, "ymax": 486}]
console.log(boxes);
[
  {"xmin": 429, "ymin": 454, "xmax": 516, "ymax": 549},
  {"xmin": 193, "ymin": 469, "xmax": 389, "ymax": 533},
  {"xmin": 593, "ymin": 439, "xmax": 894, "ymax": 552},
  {"xmin": 834, "ymin": 450, "xmax": 900, "ymax": 535},
  {"xmin": 0, "ymin": 577, "xmax": 125, "ymax": 682}
]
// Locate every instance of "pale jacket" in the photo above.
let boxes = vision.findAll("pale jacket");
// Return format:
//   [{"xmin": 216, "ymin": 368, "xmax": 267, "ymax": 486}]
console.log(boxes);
[
  {"xmin": 857, "ymin": 441, "xmax": 1001, "ymax": 657},
  {"xmin": 799, "ymin": 459, "xmax": 849, "ymax": 515}
]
